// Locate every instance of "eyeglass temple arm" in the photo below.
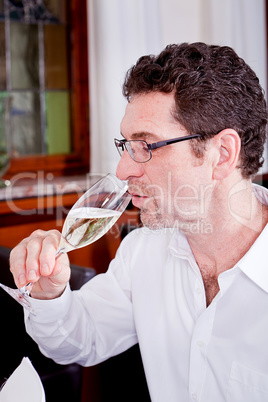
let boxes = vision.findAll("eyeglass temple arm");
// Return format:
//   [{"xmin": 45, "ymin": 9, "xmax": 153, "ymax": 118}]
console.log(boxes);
[{"xmin": 148, "ymin": 134, "xmax": 202, "ymax": 150}]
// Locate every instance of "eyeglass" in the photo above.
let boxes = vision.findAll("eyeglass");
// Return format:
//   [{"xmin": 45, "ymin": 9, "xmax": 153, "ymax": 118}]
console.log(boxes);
[{"xmin": 114, "ymin": 134, "xmax": 202, "ymax": 163}]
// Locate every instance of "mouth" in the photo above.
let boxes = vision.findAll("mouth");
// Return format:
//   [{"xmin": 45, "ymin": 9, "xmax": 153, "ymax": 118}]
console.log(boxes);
[
  {"xmin": 129, "ymin": 192, "xmax": 149, "ymax": 208},
  {"xmin": 127, "ymin": 182, "xmax": 153, "ymax": 208}
]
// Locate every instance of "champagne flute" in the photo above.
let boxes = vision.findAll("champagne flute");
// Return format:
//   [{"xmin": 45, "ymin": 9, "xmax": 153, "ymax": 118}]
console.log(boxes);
[{"xmin": 0, "ymin": 174, "xmax": 131, "ymax": 314}]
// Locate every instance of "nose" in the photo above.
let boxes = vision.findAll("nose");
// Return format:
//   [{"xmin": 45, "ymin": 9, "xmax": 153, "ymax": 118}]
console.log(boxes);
[{"xmin": 116, "ymin": 150, "xmax": 144, "ymax": 181}]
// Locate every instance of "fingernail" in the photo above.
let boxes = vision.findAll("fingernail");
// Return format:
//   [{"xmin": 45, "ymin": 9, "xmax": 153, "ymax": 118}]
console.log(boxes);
[
  {"xmin": 18, "ymin": 273, "xmax": 26, "ymax": 287},
  {"xmin": 41, "ymin": 264, "xmax": 50, "ymax": 276},
  {"xmin": 28, "ymin": 270, "xmax": 37, "ymax": 281}
]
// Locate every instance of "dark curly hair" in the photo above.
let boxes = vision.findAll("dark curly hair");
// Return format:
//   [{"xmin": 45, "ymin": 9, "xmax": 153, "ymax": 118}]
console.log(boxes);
[{"xmin": 123, "ymin": 42, "xmax": 267, "ymax": 178}]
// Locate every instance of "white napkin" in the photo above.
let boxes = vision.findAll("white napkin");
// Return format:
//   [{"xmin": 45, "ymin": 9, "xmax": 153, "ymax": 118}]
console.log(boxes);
[{"xmin": 0, "ymin": 357, "xmax": 45, "ymax": 402}]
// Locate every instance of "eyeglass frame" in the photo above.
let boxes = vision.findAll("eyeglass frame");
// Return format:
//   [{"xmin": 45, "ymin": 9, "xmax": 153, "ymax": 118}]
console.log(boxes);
[{"xmin": 114, "ymin": 134, "xmax": 202, "ymax": 163}]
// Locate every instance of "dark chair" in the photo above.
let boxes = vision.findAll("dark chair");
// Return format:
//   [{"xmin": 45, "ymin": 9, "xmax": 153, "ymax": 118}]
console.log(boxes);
[
  {"xmin": 98, "ymin": 344, "xmax": 151, "ymax": 402},
  {"xmin": 0, "ymin": 245, "xmax": 95, "ymax": 402}
]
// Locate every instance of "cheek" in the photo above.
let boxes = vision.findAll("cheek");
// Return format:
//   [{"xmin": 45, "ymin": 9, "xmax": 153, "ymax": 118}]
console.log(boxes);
[
  {"xmin": 171, "ymin": 169, "xmax": 214, "ymax": 217},
  {"xmin": 143, "ymin": 156, "xmax": 211, "ymax": 209},
  {"xmin": 172, "ymin": 182, "xmax": 199, "ymax": 216}
]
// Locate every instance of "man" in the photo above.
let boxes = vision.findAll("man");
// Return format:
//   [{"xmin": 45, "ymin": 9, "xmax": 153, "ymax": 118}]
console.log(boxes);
[{"xmin": 10, "ymin": 43, "xmax": 268, "ymax": 401}]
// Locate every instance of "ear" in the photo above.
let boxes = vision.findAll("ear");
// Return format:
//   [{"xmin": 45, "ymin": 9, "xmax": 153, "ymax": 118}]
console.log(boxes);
[{"xmin": 212, "ymin": 129, "xmax": 241, "ymax": 180}]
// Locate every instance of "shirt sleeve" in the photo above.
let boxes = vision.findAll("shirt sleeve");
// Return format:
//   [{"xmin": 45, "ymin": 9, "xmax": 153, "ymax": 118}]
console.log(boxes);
[{"xmin": 24, "ymin": 239, "xmax": 138, "ymax": 367}]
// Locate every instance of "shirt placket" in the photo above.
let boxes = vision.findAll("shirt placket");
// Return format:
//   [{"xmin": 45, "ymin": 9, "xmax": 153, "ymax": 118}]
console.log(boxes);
[{"xmin": 188, "ymin": 282, "xmax": 218, "ymax": 402}]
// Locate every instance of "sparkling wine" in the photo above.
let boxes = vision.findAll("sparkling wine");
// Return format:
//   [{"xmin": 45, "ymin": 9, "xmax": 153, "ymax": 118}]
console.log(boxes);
[{"xmin": 58, "ymin": 207, "xmax": 121, "ymax": 253}]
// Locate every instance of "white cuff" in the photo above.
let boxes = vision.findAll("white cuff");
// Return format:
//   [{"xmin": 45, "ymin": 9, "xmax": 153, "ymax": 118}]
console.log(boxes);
[{"xmin": 24, "ymin": 284, "xmax": 72, "ymax": 323}]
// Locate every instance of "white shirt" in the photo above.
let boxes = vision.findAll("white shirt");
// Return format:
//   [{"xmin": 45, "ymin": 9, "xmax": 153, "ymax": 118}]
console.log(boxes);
[{"xmin": 26, "ymin": 184, "xmax": 268, "ymax": 402}]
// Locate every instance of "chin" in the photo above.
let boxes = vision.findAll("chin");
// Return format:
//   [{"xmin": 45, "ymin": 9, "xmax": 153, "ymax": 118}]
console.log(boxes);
[{"xmin": 140, "ymin": 210, "xmax": 173, "ymax": 230}]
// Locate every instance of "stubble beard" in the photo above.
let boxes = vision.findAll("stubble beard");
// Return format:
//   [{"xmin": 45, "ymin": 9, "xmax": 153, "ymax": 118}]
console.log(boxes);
[
  {"xmin": 131, "ymin": 181, "xmax": 200, "ymax": 230},
  {"xmin": 140, "ymin": 197, "xmax": 174, "ymax": 230},
  {"xmin": 139, "ymin": 195, "xmax": 201, "ymax": 231}
]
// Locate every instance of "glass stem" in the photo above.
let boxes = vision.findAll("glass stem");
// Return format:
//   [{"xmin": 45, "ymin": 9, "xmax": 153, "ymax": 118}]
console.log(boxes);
[{"xmin": 55, "ymin": 248, "xmax": 65, "ymax": 258}]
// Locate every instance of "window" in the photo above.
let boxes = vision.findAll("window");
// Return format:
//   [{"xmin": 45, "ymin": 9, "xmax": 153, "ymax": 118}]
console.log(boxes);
[{"xmin": 0, "ymin": 0, "xmax": 89, "ymax": 178}]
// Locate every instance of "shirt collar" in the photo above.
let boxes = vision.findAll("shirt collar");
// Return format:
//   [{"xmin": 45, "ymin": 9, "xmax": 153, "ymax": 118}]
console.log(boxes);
[
  {"xmin": 168, "ymin": 229, "xmax": 199, "ymax": 273},
  {"xmin": 237, "ymin": 222, "xmax": 268, "ymax": 293},
  {"xmin": 236, "ymin": 184, "xmax": 268, "ymax": 293},
  {"xmin": 253, "ymin": 182, "xmax": 268, "ymax": 205},
  {"xmin": 168, "ymin": 229, "xmax": 192, "ymax": 259}
]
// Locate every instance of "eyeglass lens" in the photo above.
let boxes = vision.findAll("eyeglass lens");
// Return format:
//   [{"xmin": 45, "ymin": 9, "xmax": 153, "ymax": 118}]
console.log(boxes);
[
  {"xmin": 126, "ymin": 140, "xmax": 151, "ymax": 162},
  {"xmin": 115, "ymin": 139, "xmax": 151, "ymax": 162}
]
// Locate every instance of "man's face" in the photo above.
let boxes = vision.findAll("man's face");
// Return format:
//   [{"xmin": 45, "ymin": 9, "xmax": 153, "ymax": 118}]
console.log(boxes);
[{"xmin": 116, "ymin": 92, "xmax": 214, "ymax": 230}]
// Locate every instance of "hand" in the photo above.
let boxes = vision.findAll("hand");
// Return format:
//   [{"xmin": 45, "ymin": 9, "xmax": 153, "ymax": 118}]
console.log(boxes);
[{"xmin": 10, "ymin": 229, "xmax": 71, "ymax": 300}]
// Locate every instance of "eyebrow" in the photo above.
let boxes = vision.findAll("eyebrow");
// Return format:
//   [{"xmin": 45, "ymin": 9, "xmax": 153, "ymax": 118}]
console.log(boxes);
[{"xmin": 120, "ymin": 131, "xmax": 160, "ymax": 141}]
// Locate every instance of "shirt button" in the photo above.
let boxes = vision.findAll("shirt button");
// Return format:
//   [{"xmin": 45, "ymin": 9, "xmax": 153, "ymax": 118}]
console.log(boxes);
[
  {"xmin": 196, "ymin": 288, "xmax": 202, "ymax": 294},
  {"xmin": 197, "ymin": 340, "xmax": 204, "ymax": 348},
  {"xmin": 192, "ymin": 393, "xmax": 197, "ymax": 400}
]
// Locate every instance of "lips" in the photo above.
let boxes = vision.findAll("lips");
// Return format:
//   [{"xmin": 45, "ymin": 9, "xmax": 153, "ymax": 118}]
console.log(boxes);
[
  {"xmin": 128, "ymin": 184, "xmax": 148, "ymax": 197},
  {"xmin": 129, "ymin": 191, "xmax": 145, "ymax": 198},
  {"xmin": 128, "ymin": 182, "xmax": 152, "ymax": 208},
  {"xmin": 129, "ymin": 192, "xmax": 149, "ymax": 208}
]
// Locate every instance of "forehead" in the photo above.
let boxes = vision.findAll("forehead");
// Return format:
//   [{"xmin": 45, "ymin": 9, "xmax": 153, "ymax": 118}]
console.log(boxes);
[{"xmin": 120, "ymin": 92, "xmax": 186, "ymax": 140}]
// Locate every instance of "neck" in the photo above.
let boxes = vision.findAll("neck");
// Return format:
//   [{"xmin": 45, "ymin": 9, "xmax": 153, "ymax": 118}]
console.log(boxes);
[{"xmin": 183, "ymin": 180, "xmax": 268, "ymax": 276}]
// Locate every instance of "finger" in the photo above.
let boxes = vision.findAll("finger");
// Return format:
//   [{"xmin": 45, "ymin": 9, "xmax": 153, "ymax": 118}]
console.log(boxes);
[
  {"xmin": 10, "ymin": 242, "xmax": 28, "ymax": 288},
  {"xmin": 39, "ymin": 230, "xmax": 61, "ymax": 277},
  {"xmin": 24, "ymin": 235, "xmax": 43, "ymax": 284},
  {"xmin": 19, "ymin": 229, "xmax": 47, "ymax": 285},
  {"xmin": 50, "ymin": 251, "xmax": 70, "ymax": 279},
  {"xmin": 10, "ymin": 229, "xmax": 61, "ymax": 289}
]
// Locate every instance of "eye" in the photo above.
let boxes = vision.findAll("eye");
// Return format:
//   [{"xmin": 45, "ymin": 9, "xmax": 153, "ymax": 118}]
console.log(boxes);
[{"xmin": 141, "ymin": 141, "xmax": 148, "ymax": 152}]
